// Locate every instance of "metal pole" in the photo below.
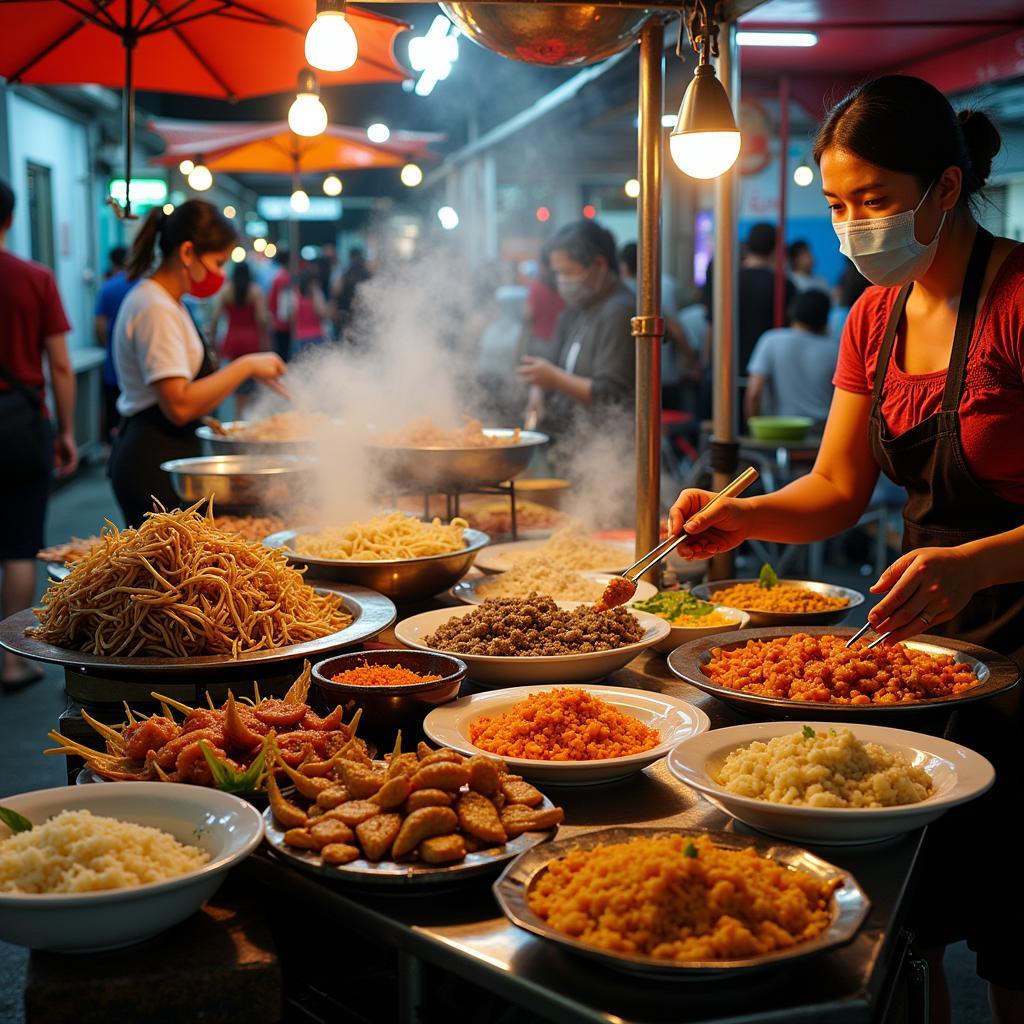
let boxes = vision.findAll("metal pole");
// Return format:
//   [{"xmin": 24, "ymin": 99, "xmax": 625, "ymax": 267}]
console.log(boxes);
[
  {"xmin": 710, "ymin": 18, "xmax": 739, "ymax": 580},
  {"xmin": 122, "ymin": 3, "xmax": 136, "ymax": 219},
  {"xmin": 773, "ymin": 74, "xmax": 790, "ymax": 328},
  {"xmin": 633, "ymin": 19, "xmax": 664, "ymax": 583}
]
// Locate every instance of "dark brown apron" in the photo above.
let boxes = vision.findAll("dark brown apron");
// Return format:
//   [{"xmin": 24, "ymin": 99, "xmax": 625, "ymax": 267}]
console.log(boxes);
[
  {"xmin": 869, "ymin": 226, "xmax": 1024, "ymax": 972},
  {"xmin": 109, "ymin": 327, "xmax": 218, "ymax": 528}
]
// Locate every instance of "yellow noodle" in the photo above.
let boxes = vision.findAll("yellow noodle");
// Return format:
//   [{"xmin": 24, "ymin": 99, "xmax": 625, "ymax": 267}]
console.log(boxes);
[{"xmin": 293, "ymin": 512, "xmax": 468, "ymax": 561}]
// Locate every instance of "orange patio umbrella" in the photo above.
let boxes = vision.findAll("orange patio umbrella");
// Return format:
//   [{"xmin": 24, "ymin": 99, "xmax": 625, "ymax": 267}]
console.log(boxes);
[
  {"xmin": 0, "ymin": 0, "xmax": 410, "ymax": 213},
  {"xmin": 149, "ymin": 118, "xmax": 442, "ymax": 175}
]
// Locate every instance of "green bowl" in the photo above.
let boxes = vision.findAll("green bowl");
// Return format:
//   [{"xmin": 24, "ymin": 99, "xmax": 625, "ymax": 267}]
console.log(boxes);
[{"xmin": 747, "ymin": 416, "xmax": 814, "ymax": 442}]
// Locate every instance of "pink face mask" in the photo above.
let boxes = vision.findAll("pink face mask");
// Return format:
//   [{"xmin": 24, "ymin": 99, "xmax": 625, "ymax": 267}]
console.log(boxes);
[{"xmin": 187, "ymin": 256, "xmax": 225, "ymax": 299}]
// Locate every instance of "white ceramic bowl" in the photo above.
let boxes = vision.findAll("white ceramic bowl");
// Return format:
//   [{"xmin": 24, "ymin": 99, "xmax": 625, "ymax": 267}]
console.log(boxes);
[
  {"xmin": 667, "ymin": 721, "xmax": 995, "ymax": 845},
  {"xmin": 0, "ymin": 782, "xmax": 265, "ymax": 951},
  {"xmin": 423, "ymin": 684, "xmax": 711, "ymax": 785},
  {"xmin": 450, "ymin": 571, "xmax": 658, "ymax": 606},
  {"xmin": 394, "ymin": 604, "xmax": 671, "ymax": 686},
  {"xmin": 474, "ymin": 538, "xmax": 636, "ymax": 575},
  {"xmin": 635, "ymin": 604, "xmax": 751, "ymax": 654}
]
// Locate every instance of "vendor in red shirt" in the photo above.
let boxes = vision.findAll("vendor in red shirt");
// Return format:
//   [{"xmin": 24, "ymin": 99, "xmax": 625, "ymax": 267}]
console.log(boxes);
[
  {"xmin": 669, "ymin": 75, "xmax": 1023, "ymax": 1021},
  {"xmin": 0, "ymin": 177, "xmax": 77, "ymax": 687}
]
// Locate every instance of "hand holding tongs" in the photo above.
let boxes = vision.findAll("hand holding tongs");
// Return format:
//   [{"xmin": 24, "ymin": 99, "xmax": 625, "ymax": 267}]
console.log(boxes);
[
  {"xmin": 845, "ymin": 621, "xmax": 904, "ymax": 650},
  {"xmin": 596, "ymin": 466, "xmax": 760, "ymax": 610}
]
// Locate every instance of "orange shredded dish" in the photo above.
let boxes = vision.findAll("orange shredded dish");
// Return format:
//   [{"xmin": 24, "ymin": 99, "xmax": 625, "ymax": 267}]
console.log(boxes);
[
  {"xmin": 468, "ymin": 688, "xmax": 661, "ymax": 761},
  {"xmin": 330, "ymin": 662, "xmax": 444, "ymax": 687}
]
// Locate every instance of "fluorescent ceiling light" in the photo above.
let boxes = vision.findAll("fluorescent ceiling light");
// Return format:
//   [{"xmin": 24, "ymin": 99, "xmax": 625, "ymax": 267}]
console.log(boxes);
[{"xmin": 736, "ymin": 31, "xmax": 818, "ymax": 47}]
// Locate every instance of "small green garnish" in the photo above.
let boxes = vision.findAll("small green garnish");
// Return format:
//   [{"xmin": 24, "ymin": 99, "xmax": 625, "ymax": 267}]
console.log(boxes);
[
  {"xmin": 633, "ymin": 591, "xmax": 715, "ymax": 620},
  {"xmin": 0, "ymin": 806, "xmax": 33, "ymax": 834},
  {"xmin": 199, "ymin": 739, "xmax": 267, "ymax": 795},
  {"xmin": 683, "ymin": 840, "xmax": 699, "ymax": 859},
  {"xmin": 758, "ymin": 563, "xmax": 779, "ymax": 590},
  {"xmin": 802, "ymin": 725, "xmax": 816, "ymax": 740},
  {"xmin": 830, "ymin": 729, "xmax": 837, "ymax": 736}
]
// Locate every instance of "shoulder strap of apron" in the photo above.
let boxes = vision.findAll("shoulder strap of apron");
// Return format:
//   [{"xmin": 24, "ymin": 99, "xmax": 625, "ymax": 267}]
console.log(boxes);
[
  {"xmin": 870, "ymin": 285, "xmax": 912, "ymax": 402},
  {"xmin": 941, "ymin": 226, "xmax": 994, "ymax": 411}
]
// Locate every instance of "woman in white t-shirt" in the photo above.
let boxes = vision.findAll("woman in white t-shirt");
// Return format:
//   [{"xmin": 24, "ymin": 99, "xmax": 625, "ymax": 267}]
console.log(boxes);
[{"xmin": 109, "ymin": 201, "xmax": 286, "ymax": 525}]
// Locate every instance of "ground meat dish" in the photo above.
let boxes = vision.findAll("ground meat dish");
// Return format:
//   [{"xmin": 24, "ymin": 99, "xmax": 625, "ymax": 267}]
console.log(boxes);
[
  {"xmin": 705, "ymin": 633, "xmax": 982, "ymax": 705},
  {"xmin": 424, "ymin": 593, "xmax": 645, "ymax": 657}
]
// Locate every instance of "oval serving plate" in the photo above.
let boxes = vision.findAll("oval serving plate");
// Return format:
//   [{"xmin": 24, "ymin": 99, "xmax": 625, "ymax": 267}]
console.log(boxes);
[
  {"xmin": 449, "ymin": 571, "xmax": 658, "ymax": 606},
  {"xmin": 474, "ymin": 538, "xmax": 635, "ymax": 576},
  {"xmin": 423, "ymin": 684, "xmax": 710, "ymax": 786},
  {"xmin": 667, "ymin": 625, "xmax": 1019, "ymax": 720},
  {"xmin": 493, "ymin": 826, "xmax": 870, "ymax": 979}
]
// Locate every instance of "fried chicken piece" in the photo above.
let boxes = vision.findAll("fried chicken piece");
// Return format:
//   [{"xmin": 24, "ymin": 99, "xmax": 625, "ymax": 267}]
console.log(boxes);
[
  {"xmin": 284, "ymin": 828, "xmax": 318, "ymax": 850},
  {"xmin": 419, "ymin": 834, "xmax": 467, "ymax": 865},
  {"xmin": 372, "ymin": 774, "xmax": 412, "ymax": 809},
  {"xmin": 499, "ymin": 804, "xmax": 564, "ymax": 838},
  {"xmin": 355, "ymin": 813, "xmax": 403, "ymax": 861},
  {"xmin": 316, "ymin": 784, "xmax": 351, "ymax": 809},
  {"xmin": 467, "ymin": 755, "xmax": 503, "ymax": 795},
  {"xmin": 410, "ymin": 761, "xmax": 471, "ymax": 792},
  {"xmin": 387, "ymin": 752, "xmax": 419, "ymax": 778},
  {"xmin": 331, "ymin": 800, "xmax": 382, "ymax": 827},
  {"xmin": 338, "ymin": 761, "xmax": 386, "ymax": 798},
  {"xmin": 500, "ymin": 776, "xmax": 544, "ymax": 807},
  {"xmin": 392, "ymin": 806, "xmax": 458, "ymax": 859},
  {"xmin": 310, "ymin": 818, "xmax": 357, "ymax": 850},
  {"xmin": 416, "ymin": 741, "xmax": 434, "ymax": 761},
  {"xmin": 456, "ymin": 791, "xmax": 507, "ymax": 845},
  {"xmin": 405, "ymin": 788, "xmax": 454, "ymax": 812},
  {"xmin": 417, "ymin": 749, "xmax": 466, "ymax": 768},
  {"xmin": 321, "ymin": 843, "xmax": 361, "ymax": 865}
]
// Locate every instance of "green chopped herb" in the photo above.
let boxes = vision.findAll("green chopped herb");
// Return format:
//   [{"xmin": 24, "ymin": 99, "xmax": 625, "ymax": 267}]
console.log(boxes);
[
  {"xmin": 683, "ymin": 840, "xmax": 699, "ymax": 859},
  {"xmin": 0, "ymin": 806, "xmax": 33, "ymax": 834},
  {"xmin": 830, "ymin": 729, "xmax": 837, "ymax": 736},
  {"xmin": 802, "ymin": 725, "xmax": 816, "ymax": 740},
  {"xmin": 758, "ymin": 563, "xmax": 779, "ymax": 590},
  {"xmin": 199, "ymin": 738, "xmax": 267, "ymax": 795},
  {"xmin": 632, "ymin": 590, "xmax": 715, "ymax": 621}
]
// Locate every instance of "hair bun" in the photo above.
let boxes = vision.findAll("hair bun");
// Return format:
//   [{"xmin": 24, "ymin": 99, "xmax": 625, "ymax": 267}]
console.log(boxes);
[{"xmin": 957, "ymin": 108, "xmax": 1001, "ymax": 189}]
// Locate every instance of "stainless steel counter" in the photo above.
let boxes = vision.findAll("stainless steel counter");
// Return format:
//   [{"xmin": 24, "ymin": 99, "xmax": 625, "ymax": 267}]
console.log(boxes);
[{"xmin": 248, "ymin": 650, "xmax": 934, "ymax": 1024}]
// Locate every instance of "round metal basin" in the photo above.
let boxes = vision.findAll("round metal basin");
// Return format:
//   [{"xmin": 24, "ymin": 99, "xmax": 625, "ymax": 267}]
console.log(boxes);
[
  {"xmin": 196, "ymin": 422, "xmax": 315, "ymax": 457},
  {"xmin": 161, "ymin": 455, "xmax": 319, "ymax": 513}
]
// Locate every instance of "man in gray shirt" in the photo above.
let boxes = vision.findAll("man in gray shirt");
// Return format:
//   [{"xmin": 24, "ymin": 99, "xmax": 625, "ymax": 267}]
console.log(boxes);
[
  {"xmin": 518, "ymin": 220, "xmax": 634, "ymax": 453},
  {"xmin": 745, "ymin": 289, "xmax": 838, "ymax": 426}
]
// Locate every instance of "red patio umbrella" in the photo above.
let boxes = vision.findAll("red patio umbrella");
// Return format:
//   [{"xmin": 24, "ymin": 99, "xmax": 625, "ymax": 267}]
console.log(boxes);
[{"xmin": 0, "ymin": 0, "xmax": 410, "ymax": 214}]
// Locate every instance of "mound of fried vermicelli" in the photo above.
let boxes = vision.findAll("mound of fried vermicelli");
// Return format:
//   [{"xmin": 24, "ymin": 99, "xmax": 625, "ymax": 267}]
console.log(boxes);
[{"xmin": 28, "ymin": 504, "xmax": 352, "ymax": 658}]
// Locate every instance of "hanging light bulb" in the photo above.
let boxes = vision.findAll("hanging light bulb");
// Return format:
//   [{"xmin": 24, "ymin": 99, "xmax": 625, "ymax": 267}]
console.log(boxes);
[
  {"xmin": 264, "ymin": 242, "xmax": 278, "ymax": 259},
  {"xmin": 400, "ymin": 163, "xmax": 423, "ymax": 187},
  {"xmin": 793, "ymin": 163, "xmax": 814, "ymax": 187},
  {"xmin": 437, "ymin": 206, "xmax": 459, "ymax": 231},
  {"xmin": 288, "ymin": 68, "xmax": 329, "ymax": 138},
  {"xmin": 253, "ymin": 237, "xmax": 268, "ymax": 253},
  {"xmin": 178, "ymin": 158, "xmax": 195, "ymax": 175},
  {"xmin": 323, "ymin": 174, "xmax": 343, "ymax": 196},
  {"xmin": 367, "ymin": 122, "xmax": 390, "ymax": 144},
  {"xmin": 624, "ymin": 178, "xmax": 641, "ymax": 198},
  {"xmin": 291, "ymin": 189, "xmax": 311, "ymax": 214},
  {"xmin": 305, "ymin": 0, "xmax": 359, "ymax": 72},
  {"xmin": 670, "ymin": 1, "xmax": 741, "ymax": 180},
  {"xmin": 230, "ymin": 246, "xmax": 246, "ymax": 263},
  {"xmin": 187, "ymin": 163, "xmax": 213, "ymax": 191},
  {"xmin": 223, "ymin": 205, "xmax": 237, "ymax": 219}
]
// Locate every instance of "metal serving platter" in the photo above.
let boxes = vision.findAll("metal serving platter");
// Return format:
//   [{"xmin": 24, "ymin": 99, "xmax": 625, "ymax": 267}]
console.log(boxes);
[
  {"xmin": 263, "ymin": 795, "xmax": 560, "ymax": 889},
  {"xmin": 667, "ymin": 625, "xmax": 1020, "ymax": 720},
  {"xmin": 264, "ymin": 527, "xmax": 490, "ymax": 604},
  {"xmin": 161, "ymin": 454, "xmax": 319, "ymax": 513},
  {"xmin": 196, "ymin": 421, "xmax": 336, "ymax": 456},
  {"xmin": 494, "ymin": 826, "xmax": 869, "ymax": 979},
  {"xmin": 366, "ymin": 428, "xmax": 549, "ymax": 490},
  {"xmin": 0, "ymin": 584, "xmax": 396, "ymax": 678},
  {"xmin": 690, "ymin": 579, "xmax": 864, "ymax": 627}
]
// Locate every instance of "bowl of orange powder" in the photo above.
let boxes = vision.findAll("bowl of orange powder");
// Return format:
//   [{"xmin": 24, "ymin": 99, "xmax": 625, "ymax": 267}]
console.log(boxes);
[
  {"xmin": 422, "ymin": 684, "xmax": 710, "ymax": 785},
  {"xmin": 312, "ymin": 649, "xmax": 466, "ymax": 727}
]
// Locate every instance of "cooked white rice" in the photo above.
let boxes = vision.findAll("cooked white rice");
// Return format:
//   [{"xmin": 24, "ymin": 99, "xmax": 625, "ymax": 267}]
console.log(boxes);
[
  {"xmin": 0, "ymin": 809, "xmax": 210, "ymax": 894},
  {"xmin": 477, "ymin": 558, "xmax": 604, "ymax": 601},
  {"xmin": 714, "ymin": 728, "xmax": 934, "ymax": 808}
]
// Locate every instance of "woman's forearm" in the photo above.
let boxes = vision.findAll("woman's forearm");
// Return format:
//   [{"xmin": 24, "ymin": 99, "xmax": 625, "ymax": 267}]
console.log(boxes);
[
  {"xmin": 550, "ymin": 367, "xmax": 592, "ymax": 405},
  {"xmin": 962, "ymin": 527, "xmax": 1024, "ymax": 590},
  {"xmin": 157, "ymin": 362, "xmax": 250, "ymax": 425},
  {"xmin": 744, "ymin": 471, "xmax": 872, "ymax": 544}
]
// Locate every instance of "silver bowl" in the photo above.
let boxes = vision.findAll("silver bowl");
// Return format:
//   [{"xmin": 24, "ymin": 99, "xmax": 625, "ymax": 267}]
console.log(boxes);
[
  {"xmin": 196, "ymin": 422, "xmax": 321, "ymax": 456},
  {"xmin": 264, "ymin": 527, "xmax": 491, "ymax": 603},
  {"xmin": 161, "ymin": 455, "xmax": 319, "ymax": 513},
  {"xmin": 690, "ymin": 579, "xmax": 863, "ymax": 628},
  {"xmin": 366, "ymin": 429, "xmax": 548, "ymax": 490}
]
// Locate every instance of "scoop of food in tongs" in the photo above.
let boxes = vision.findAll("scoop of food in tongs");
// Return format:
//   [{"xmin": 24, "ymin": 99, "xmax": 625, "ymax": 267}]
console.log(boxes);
[{"xmin": 595, "ymin": 467, "xmax": 760, "ymax": 612}]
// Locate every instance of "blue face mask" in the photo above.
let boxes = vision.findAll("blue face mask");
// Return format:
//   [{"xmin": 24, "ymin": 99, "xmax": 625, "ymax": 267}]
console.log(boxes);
[{"xmin": 832, "ymin": 180, "xmax": 946, "ymax": 288}]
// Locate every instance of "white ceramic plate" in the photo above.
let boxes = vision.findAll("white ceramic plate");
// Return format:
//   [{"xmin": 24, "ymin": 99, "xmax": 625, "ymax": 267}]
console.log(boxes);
[
  {"xmin": 394, "ymin": 604, "xmax": 671, "ymax": 686},
  {"xmin": 474, "ymin": 538, "xmax": 636, "ymax": 575},
  {"xmin": 450, "ymin": 571, "xmax": 658, "ymax": 607},
  {"xmin": 0, "ymin": 782, "xmax": 265, "ymax": 951},
  {"xmin": 424, "ymin": 684, "xmax": 711, "ymax": 785},
  {"xmin": 667, "ymin": 721, "xmax": 995, "ymax": 845},
  {"xmin": 633, "ymin": 604, "xmax": 751, "ymax": 654}
]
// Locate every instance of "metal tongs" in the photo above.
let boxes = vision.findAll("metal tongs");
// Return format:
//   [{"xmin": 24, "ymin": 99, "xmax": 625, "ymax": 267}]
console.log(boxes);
[
  {"xmin": 597, "ymin": 466, "xmax": 760, "ymax": 610},
  {"xmin": 845, "ymin": 622, "xmax": 893, "ymax": 650}
]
